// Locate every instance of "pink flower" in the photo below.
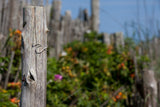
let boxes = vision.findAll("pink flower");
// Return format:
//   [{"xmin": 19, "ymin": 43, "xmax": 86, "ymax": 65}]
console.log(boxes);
[{"xmin": 54, "ymin": 74, "xmax": 63, "ymax": 81}]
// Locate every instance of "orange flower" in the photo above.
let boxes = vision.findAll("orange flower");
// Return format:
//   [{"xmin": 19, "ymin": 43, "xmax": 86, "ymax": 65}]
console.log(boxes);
[
  {"xmin": 15, "ymin": 30, "xmax": 21, "ymax": 35},
  {"xmin": 10, "ymin": 97, "xmax": 20, "ymax": 104},
  {"xmin": 118, "ymin": 63, "xmax": 125, "ymax": 69},
  {"xmin": 115, "ymin": 92, "xmax": 123, "ymax": 100},
  {"xmin": 16, "ymin": 82, "xmax": 21, "ymax": 87},
  {"xmin": 67, "ymin": 47, "xmax": 72, "ymax": 52},
  {"xmin": 130, "ymin": 73, "xmax": 135, "ymax": 78},
  {"xmin": 116, "ymin": 95, "xmax": 120, "ymax": 99},
  {"xmin": 118, "ymin": 92, "xmax": 122, "ymax": 96},
  {"xmin": 121, "ymin": 63, "xmax": 125, "ymax": 67},
  {"xmin": 112, "ymin": 97, "xmax": 116, "ymax": 102},
  {"xmin": 8, "ymin": 82, "xmax": 21, "ymax": 88}
]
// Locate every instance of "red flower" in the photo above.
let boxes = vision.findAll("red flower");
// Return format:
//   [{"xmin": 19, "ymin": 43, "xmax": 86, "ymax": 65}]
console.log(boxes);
[
  {"xmin": 106, "ymin": 45, "xmax": 113, "ymax": 55},
  {"xmin": 130, "ymin": 73, "xmax": 135, "ymax": 78},
  {"xmin": 121, "ymin": 63, "xmax": 125, "ymax": 67},
  {"xmin": 118, "ymin": 63, "xmax": 125, "ymax": 69},
  {"xmin": 8, "ymin": 82, "xmax": 21, "ymax": 88},
  {"xmin": 116, "ymin": 95, "xmax": 120, "ymax": 99},
  {"xmin": 10, "ymin": 97, "xmax": 20, "ymax": 104},
  {"xmin": 107, "ymin": 48, "xmax": 112, "ymax": 55}
]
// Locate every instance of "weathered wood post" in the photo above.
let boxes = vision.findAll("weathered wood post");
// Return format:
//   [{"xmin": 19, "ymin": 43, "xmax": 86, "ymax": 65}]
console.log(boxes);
[
  {"xmin": 110, "ymin": 32, "xmax": 124, "ymax": 51},
  {"xmin": 142, "ymin": 70, "xmax": 157, "ymax": 107},
  {"xmin": 62, "ymin": 10, "xmax": 72, "ymax": 44},
  {"xmin": 2, "ymin": 0, "xmax": 9, "ymax": 35},
  {"xmin": 45, "ymin": 0, "xmax": 51, "ymax": 26},
  {"xmin": 53, "ymin": 0, "xmax": 62, "ymax": 58},
  {"xmin": 103, "ymin": 33, "xmax": 110, "ymax": 46},
  {"xmin": 48, "ymin": 0, "xmax": 62, "ymax": 58},
  {"xmin": 10, "ymin": 0, "xmax": 20, "ymax": 30},
  {"xmin": 158, "ymin": 81, "xmax": 160, "ymax": 107},
  {"xmin": 20, "ymin": 5, "xmax": 48, "ymax": 107},
  {"xmin": 153, "ymin": 37, "xmax": 159, "ymax": 62},
  {"xmin": 0, "ymin": 0, "xmax": 2, "ymax": 31},
  {"xmin": 91, "ymin": 0, "xmax": 100, "ymax": 32},
  {"xmin": 52, "ymin": 0, "xmax": 62, "ymax": 22},
  {"xmin": 56, "ymin": 31, "xmax": 63, "ymax": 58}
]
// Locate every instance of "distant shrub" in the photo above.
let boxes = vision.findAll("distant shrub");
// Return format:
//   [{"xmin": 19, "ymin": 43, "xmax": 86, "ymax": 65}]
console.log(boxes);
[{"xmin": 46, "ymin": 32, "xmax": 148, "ymax": 106}]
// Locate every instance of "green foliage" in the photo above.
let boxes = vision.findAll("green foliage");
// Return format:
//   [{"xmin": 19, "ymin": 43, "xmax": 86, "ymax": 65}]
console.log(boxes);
[
  {"xmin": 0, "ymin": 29, "xmax": 21, "ymax": 107},
  {"xmin": 0, "ymin": 56, "xmax": 9, "ymax": 74},
  {"xmin": 154, "ymin": 59, "xmax": 160, "ymax": 79},
  {"xmin": 124, "ymin": 37, "xmax": 136, "ymax": 49},
  {"xmin": 0, "ymin": 88, "xmax": 18, "ymax": 107},
  {"xmin": 0, "ymin": 31, "xmax": 149, "ymax": 106},
  {"xmin": 46, "ymin": 32, "xmax": 140, "ymax": 106}
]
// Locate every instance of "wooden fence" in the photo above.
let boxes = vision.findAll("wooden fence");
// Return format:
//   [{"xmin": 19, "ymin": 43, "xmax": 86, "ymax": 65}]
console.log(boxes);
[
  {"xmin": 0, "ymin": 0, "xmax": 160, "ymax": 106},
  {"xmin": 48, "ymin": 0, "xmax": 91, "ymax": 58}
]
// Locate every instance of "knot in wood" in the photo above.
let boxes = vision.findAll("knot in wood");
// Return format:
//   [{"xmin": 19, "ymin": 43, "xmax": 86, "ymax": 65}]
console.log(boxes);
[{"xmin": 26, "ymin": 68, "xmax": 37, "ymax": 85}]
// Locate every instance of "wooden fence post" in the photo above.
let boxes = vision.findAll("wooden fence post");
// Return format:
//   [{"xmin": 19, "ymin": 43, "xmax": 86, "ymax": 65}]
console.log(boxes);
[
  {"xmin": 142, "ymin": 70, "xmax": 157, "ymax": 107},
  {"xmin": 2, "ymin": 0, "xmax": 9, "ymax": 35},
  {"xmin": 103, "ymin": 33, "xmax": 110, "ymax": 46},
  {"xmin": 56, "ymin": 31, "xmax": 63, "ymax": 58},
  {"xmin": 110, "ymin": 32, "xmax": 124, "ymax": 51},
  {"xmin": 91, "ymin": 0, "xmax": 100, "ymax": 32},
  {"xmin": 62, "ymin": 10, "xmax": 72, "ymax": 44},
  {"xmin": 20, "ymin": 6, "xmax": 48, "ymax": 107},
  {"xmin": 0, "ymin": 0, "xmax": 2, "ymax": 31},
  {"xmin": 48, "ymin": 0, "xmax": 61, "ymax": 58},
  {"xmin": 52, "ymin": 0, "xmax": 61, "ymax": 22},
  {"xmin": 158, "ymin": 80, "xmax": 160, "ymax": 107},
  {"xmin": 10, "ymin": 0, "xmax": 20, "ymax": 30},
  {"xmin": 153, "ymin": 37, "xmax": 159, "ymax": 62}
]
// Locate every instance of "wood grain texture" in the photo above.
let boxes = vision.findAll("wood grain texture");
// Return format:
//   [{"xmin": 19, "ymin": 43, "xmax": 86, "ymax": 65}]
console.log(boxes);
[
  {"xmin": 103, "ymin": 33, "xmax": 110, "ymax": 46},
  {"xmin": 0, "ymin": 0, "xmax": 2, "ymax": 29},
  {"xmin": 91, "ymin": 0, "xmax": 99, "ymax": 32},
  {"xmin": 158, "ymin": 81, "xmax": 160, "ymax": 107},
  {"xmin": 143, "ymin": 70, "xmax": 157, "ymax": 107},
  {"xmin": 110, "ymin": 32, "xmax": 124, "ymax": 51},
  {"xmin": 62, "ymin": 11, "xmax": 72, "ymax": 44},
  {"xmin": 31, "ymin": 0, "xmax": 43, "ymax": 6},
  {"xmin": 21, "ymin": 6, "xmax": 48, "ymax": 107},
  {"xmin": 48, "ymin": 0, "xmax": 61, "ymax": 57}
]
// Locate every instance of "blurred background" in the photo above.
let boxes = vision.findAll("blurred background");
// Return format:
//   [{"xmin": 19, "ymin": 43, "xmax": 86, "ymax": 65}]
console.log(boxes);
[{"xmin": 0, "ymin": 0, "xmax": 160, "ymax": 107}]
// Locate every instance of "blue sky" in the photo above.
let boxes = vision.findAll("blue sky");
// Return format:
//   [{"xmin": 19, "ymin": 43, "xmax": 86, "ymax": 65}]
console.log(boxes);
[{"xmin": 49, "ymin": 0, "xmax": 160, "ymax": 36}]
